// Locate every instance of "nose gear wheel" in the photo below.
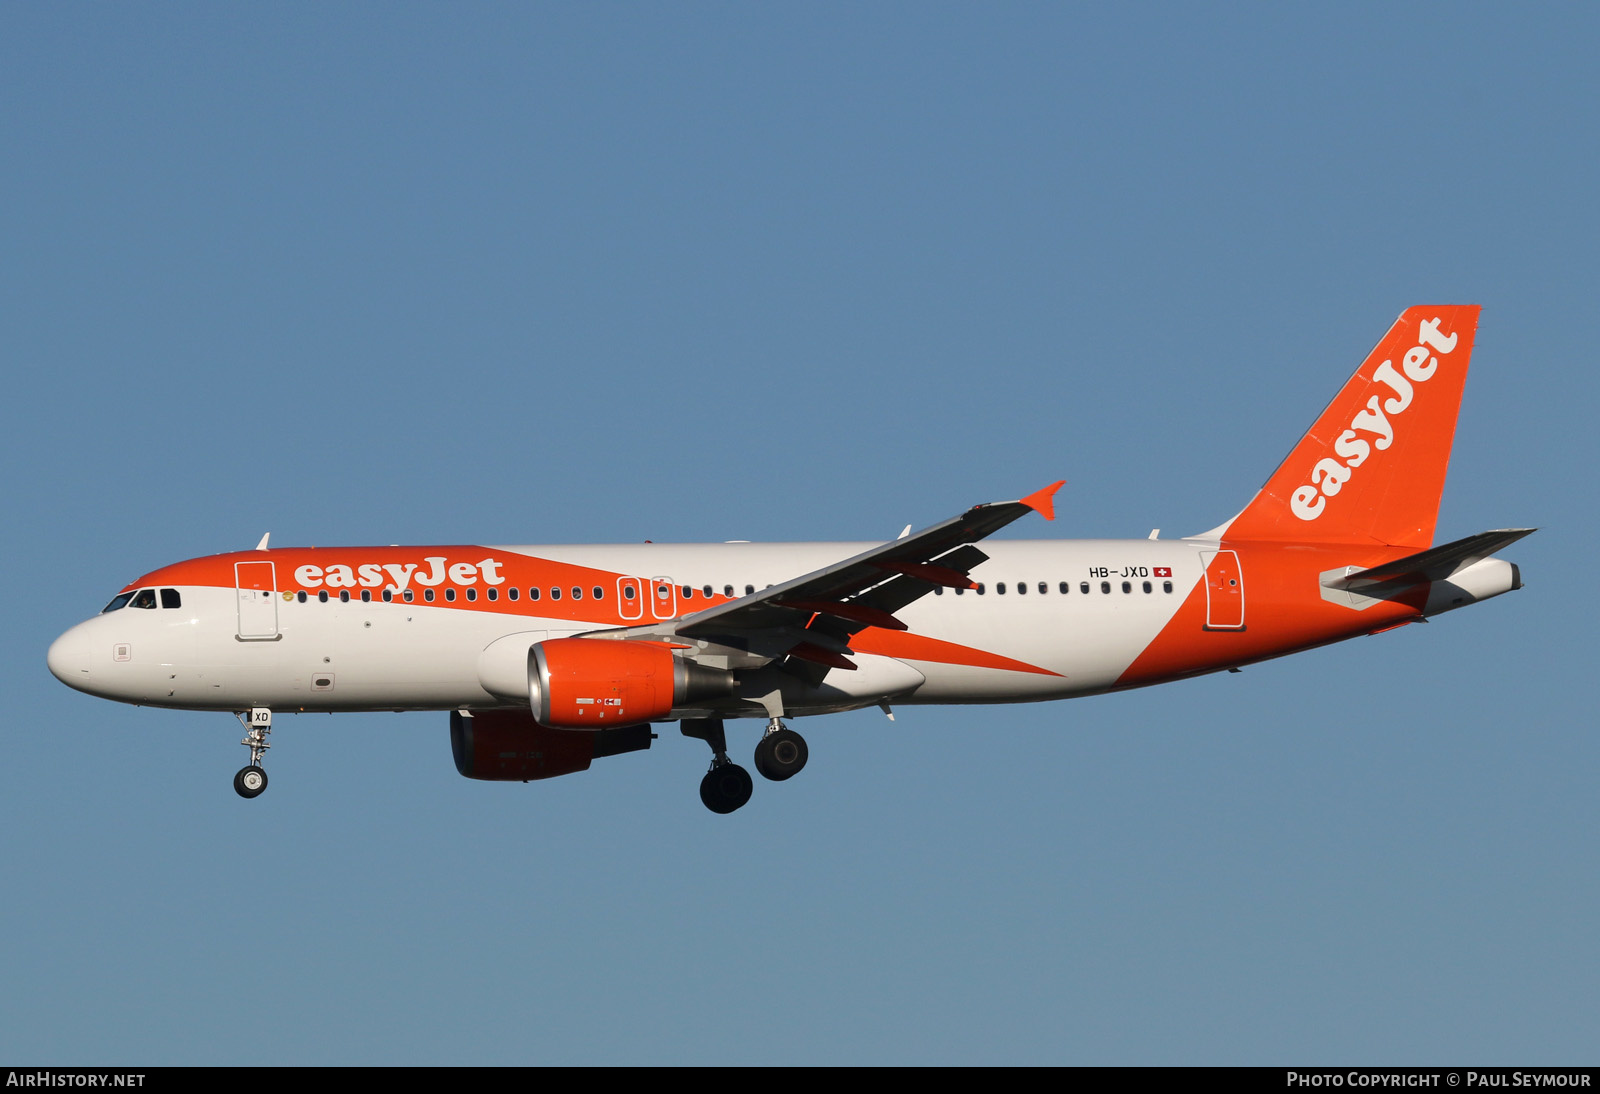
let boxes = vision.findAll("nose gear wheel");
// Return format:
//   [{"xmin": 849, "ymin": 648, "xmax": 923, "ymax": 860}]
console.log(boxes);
[{"xmin": 233, "ymin": 765, "xmax": 268, "ymax": 798}]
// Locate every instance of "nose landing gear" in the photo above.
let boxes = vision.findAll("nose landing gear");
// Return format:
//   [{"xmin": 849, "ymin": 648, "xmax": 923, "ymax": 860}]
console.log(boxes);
[{"xmin": 233, "ymin": 707, "xmax": 272, "ymax": 799}]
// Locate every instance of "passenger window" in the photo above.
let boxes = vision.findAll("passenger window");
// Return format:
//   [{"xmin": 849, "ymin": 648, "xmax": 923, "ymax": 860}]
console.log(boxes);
[
  {"xmin": 297, "ymin": 591, "xmax": 307, "ymax": 603},
  {"xmin": 382, "ymin": 590, "xmax": 393, "ymax": 602},
  {"xmin": 623, "ymin": 586, "xmax": 635, "ymax": 600},
  {"xmin": 466, "ymin": 588, "xmax": 477, "ymax": 602},
  {"xmin": 160, "ymin": 588, "xmax": 181, "ymax": 609},
  {"xmin": 445, "ymin": 588, "xmax": 455, "ymax": 602},
  {"xmin": 976, "ymin": 583, "xmax": 986, "ymax": 595},
  {"xmin": 530, "ymin": 587, "xmax": 541, "ymax": 601},
  {"xmin": 1059, "ymin": 582, "xmax": 1068, "ymax": 594},
  {"xmin": 340, "ymin": 590, "xmax": 350, "ymax": 603},
  {"xmin": 1163, "ymin": 581, "xmax": 1173, "ymax": 594},
  {"xmin": 1016, "ymin": 582, "xmax": 1026, "ymax": 595},
  {"xmin": 681, "ymin": 586, "xmax": 693, "ymax": 599},
  {"xmin": 1122, "ymin": 581, "xmax": 1131, "ymax": 594},
  {"xmin": 724, "ymin": 585, "xmax": 734, "ymax": 597},
  {"xmin": 130, "ymin": 589, "xmax": 157, "ymax": 609},
  {"xmin": 571, "ymin": 587, "xmax": 582, "ymax": 600},
  {"xmin": 101, "ymin": 592, "xmax": 136, "ymax": 613},
  {"xmin": 934, "ymin": 586, "xmax": 944, "ymax": 595},
  {"xmin": 702, "ymin": 584, "xmax": 713, "ymax": 597},
  {"xmin": 318, "ymin": 590, "xmax": 329, "ymax": 603},
  {"xmin": 551, "ymin": 587, "xmax": 561, "ymax": 601},
  {"xmin": 1142, "ymin": 581, "xmax": 1152, "ymax": 594},
  {"xmin": 361, "ymin": 590, "xmax": 371, "ymax": 603},
  {"xmin": 1080, "ymin": 582, "xmax": 1090, "ymax": 594},
  {"xmin": 487, "ymin": 588, "xmax": 497, "ymax": 601},
  {"xmin": 592, "ymin": 586, "xmax": 603, "ymax": 600},
  {"xmin": 745, "ymin": 585, "xmax": 755, "ymax": 595},
  {"xmin": 996, "ymin": 583, "xmax": 1007, "ymax": 594},
  {"xmin": 425, "ymin": 589, "xmax": 436, "ymax": 602},
  {"xmin": 403, "ymin": 590, "xmax": 414, "ymax": 602},
  {"xmin": 1101, "ymin": 581, "xmax": 1110, "ymax": 594},
  {"xmin": 1039, "ymin": 582, "xmax": 1048, "ymax": 595}
]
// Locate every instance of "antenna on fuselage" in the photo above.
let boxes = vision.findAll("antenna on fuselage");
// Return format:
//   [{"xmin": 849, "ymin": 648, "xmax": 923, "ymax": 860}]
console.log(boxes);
[{"xmin": 255, "ymin": 532, "xmax": 271, "ymax": 551}]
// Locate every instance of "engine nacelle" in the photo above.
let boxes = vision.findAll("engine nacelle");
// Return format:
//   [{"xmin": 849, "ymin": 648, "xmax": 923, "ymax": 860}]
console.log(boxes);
[
  {"xmin": 528, "ymin": 637, "xmax": 734, "ymax": 729},
  {"xmin": 449, "ymin": 709, "xmax": 652, "ymax": 781}
]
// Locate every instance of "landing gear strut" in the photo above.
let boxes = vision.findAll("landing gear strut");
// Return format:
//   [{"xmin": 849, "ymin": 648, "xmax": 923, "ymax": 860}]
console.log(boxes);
[
  {"xmin": 681, "ymin": 718, "xmax": 753, "ymax": 814},
  {"xmin": 233, "ymin": 707, "xmax": 272, "ymax": 799},
  {"xmin": 753, "ymin": 717, "xmax": 808, "ymax": 781}
]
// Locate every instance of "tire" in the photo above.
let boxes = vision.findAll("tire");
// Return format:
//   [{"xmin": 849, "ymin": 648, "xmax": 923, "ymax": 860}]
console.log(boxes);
[
  {"xmin": 234, "ymin": 765, "xmax": 268, "ymax": 799},
  {"xmin": 753, "ymin": 729, "xmax": 808, "ymax": 782},
  {"xmin": 699, "ymin": 763, "xmax": 753, "ymax": 814}
]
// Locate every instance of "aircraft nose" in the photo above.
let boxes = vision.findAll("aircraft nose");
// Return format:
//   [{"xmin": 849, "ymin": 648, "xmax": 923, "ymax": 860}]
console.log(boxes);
[{"xmin": 47, "ymin": 623, "xmax": 95, "ymax": 690}]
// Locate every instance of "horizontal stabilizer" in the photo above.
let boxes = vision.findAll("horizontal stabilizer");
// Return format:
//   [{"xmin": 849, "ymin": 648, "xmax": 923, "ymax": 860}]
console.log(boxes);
[{"xmin": 1334, "ymin": 528, "xmax": 1536, "ymax": 589}]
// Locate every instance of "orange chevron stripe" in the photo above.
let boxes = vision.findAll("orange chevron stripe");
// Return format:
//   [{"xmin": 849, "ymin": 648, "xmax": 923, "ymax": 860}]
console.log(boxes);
[{"xmin": 850, "ymin": 628, "xmax": 1062, "ymax": 677}]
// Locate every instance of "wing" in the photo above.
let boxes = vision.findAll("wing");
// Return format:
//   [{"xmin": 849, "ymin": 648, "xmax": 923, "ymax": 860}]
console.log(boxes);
[{"xmin": 580, "ymin": 481, "xmax": 1065, "ymax": 675}]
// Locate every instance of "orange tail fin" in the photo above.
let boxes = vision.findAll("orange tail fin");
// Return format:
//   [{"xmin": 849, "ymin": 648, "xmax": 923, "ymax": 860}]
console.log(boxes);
[{"xmin": 1222, "ymin": 305, "xmax": 1480, "ymax": 549}]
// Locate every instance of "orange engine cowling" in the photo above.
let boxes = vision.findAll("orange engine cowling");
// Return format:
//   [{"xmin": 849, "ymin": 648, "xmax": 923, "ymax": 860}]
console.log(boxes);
[
  {"xmin": 449, "ymin": 709, "xmax": 652, "ymax": 781},
  {"xmin": 528, "ymin": 637, "xmax": 734, "ymax": 730}
]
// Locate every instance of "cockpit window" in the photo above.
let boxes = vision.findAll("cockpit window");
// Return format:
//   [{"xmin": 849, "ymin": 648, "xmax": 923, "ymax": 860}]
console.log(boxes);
[
  {"xmin": 101, "ymin": 592, "xmax": 135, "ymax": 613},
  {"xmin": 129, "ymin": 589, "xmax": 158, "ymax": 610},
  {"xmin": 160, "ymin": 588, "xmax": 181, "ymax": 609}
]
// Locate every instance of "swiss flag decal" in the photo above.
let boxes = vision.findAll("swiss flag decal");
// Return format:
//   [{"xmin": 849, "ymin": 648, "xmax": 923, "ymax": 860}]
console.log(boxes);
[{"xmin": 1153, "ymin": 567, "xmax": 1172, "ymax": 577}]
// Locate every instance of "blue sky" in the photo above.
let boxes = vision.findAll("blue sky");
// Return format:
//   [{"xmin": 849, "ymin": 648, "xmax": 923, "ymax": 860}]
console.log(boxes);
[{"xmin": 2, "ymin": 4, "xmax": 1594, "ymax": 1064}]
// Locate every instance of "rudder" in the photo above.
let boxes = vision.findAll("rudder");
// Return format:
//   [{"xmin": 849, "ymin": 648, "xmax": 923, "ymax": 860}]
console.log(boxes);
[{"xmin": 1221, "ymin": 305, "xmax": 1480, "ymax": 549}]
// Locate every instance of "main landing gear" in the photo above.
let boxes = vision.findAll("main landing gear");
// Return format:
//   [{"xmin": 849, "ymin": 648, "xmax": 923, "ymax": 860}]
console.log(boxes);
[
  {"xmin": 233, "ymin": 707, "xmax": 272, "ymax": 799},
  {"xmin": 681, "ymin": 717, "xmax": 809, "ymax": 814},
  {"xmin": 754, "ymin": 720, "xmax": 808, "ymax": 782},
  {"xmin": 682, "ymin": 717, "xmax": 752, "ymax": 814}
]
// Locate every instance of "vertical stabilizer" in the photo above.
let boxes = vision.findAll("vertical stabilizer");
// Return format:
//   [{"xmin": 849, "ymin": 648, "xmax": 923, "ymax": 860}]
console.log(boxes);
[{"xmin": 1222, "ymin": 305, "xmax": 1480, "ymax": 549}]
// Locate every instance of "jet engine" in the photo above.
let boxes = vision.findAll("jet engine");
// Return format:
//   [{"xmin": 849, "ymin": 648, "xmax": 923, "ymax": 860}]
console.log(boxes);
[
  {"xmin": 450, "ymin": 708, "xmax": 652, "ymax": 781},
  {"xmin": 528, "ymin": 637, "xmax": 734, "ymax": 729}
]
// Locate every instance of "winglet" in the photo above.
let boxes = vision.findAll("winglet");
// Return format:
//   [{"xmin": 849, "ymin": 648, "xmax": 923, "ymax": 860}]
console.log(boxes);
[
  {"xmin": 1020, "ymin": 481, "xmax": 1066, "ymax": 522},
  {"xmin": 255, "ymin": 532, "xmax": 271, "ymax": 551}
]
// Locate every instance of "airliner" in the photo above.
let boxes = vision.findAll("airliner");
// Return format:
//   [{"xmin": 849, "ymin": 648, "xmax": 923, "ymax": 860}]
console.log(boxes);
[{"xmin": 47, "ymin": 306, "xmax": 1531, "ymax": 813}]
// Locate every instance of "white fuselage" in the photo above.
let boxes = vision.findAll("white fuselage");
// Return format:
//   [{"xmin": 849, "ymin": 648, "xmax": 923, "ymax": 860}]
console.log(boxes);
[{"xmin": 48, "ymin": 538, "xmax": 1208, "ymax": 719}]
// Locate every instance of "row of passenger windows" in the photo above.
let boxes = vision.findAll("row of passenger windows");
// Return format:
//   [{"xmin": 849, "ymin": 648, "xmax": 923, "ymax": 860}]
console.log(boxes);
[
  {"xmin": 294, "ymin": 582, "xmax": 630, "ymax": 607},
  {"xmin": 680, "ymin": 585, "xmax": 756, "ymax": 599},
  {"xmin": 289, "ymin": 584, "xmax": 767, "ymax": 605},
  {"xmin": 294, "ymin": 585, "xmax": 614, "ymax": 604},
  {"xmin": 107, "ymin": 577, "xmax": 1175, "ymax": 613},
  {"xmin": 934, "ymin": 580, "xmax": 1174, "ymax": 595},
  {"xmin": 102, "ymin": 588, "xmax": 181, "ymax": 612}
]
